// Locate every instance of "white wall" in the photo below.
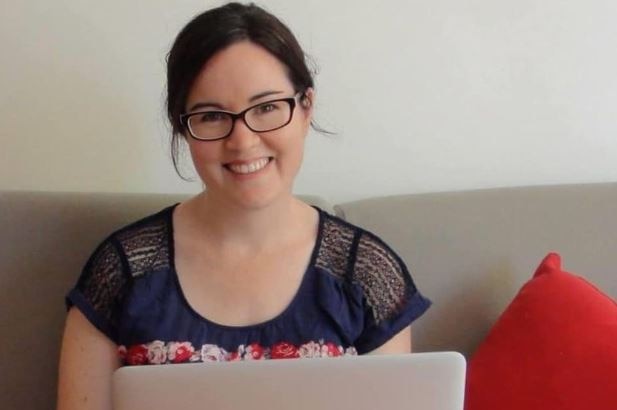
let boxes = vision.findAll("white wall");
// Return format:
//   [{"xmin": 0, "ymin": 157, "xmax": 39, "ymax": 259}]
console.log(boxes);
[{"xmin": 2, "ymin": 0, "xmax": 616, "ymax": 203}]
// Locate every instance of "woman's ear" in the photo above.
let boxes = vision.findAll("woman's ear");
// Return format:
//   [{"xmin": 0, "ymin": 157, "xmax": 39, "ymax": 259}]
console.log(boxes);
[
  {"xmin": 302, "ymin": 88, "xmax": 314, "ymax": 109},
  {"xmin": 301, "ymin": 88, "xmax": 315, "ymax": 125}
]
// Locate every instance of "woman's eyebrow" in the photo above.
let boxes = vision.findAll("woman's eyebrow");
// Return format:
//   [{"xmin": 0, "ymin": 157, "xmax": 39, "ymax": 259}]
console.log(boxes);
[
  {"xmin": 188, "ymin": 90, "xmax": 285, "ymax": 112},
  {"xmin": 248, "ymin": 90, "xmax": 284, "ymax": 103},
  {"xmin": 188, "ymin": 101, "xmax": 224, "ymax": 111}
]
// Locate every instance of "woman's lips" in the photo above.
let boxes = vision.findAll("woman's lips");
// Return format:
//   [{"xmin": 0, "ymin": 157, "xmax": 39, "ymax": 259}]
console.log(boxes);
[{"xmin": 224, "ymin": 157, "xmax": 272, "ymax": 175}]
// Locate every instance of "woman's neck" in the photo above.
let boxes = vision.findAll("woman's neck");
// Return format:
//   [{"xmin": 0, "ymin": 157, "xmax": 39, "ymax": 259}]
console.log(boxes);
[{"xmin": 183, "ymin": 191, "xmax": 315, "ymax": 254}]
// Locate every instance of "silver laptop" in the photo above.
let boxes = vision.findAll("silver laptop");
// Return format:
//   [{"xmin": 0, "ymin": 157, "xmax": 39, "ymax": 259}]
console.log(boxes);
[{"xmin": 113, "ymin": 351, "xmax": 466, "ymax": 410}]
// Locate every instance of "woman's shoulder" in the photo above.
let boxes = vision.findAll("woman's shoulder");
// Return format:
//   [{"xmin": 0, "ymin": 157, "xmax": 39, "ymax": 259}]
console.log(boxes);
[
  {"xmin": 313, "ymin": 207, "xmax": 409, "ymax": 283},
  {"xmin": 91, "ymin": 203, "xmax": 178, "ymax": 278},
  {"xmin": 66, "ymin": 204, "xmax": 179, "ymax": 337},
  {"xmin": 312, "ymin": 207, "xmax": 430, "ymax": 353}
]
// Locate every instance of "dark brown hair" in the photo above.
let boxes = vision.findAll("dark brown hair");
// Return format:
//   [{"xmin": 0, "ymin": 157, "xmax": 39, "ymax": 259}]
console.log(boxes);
[{"xmin": 166, "ymin": 2, "xmax": 324, "ymax": 178}]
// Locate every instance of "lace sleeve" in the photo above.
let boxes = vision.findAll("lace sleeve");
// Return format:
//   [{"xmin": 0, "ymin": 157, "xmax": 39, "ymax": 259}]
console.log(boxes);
[
  {"xmin": 65, "ymin": 236, "xmax": 130, "ymax": 343},
  {"xmin": 351, "ymin": 231, "xmax": 431, "ymax": 354}
]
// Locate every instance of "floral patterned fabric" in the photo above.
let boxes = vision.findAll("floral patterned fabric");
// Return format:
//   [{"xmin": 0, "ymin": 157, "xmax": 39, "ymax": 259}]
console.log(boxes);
[
  {"xmin": 66, "ymin": 204, "xmax": 431, "ymax": 366},
  {"xmin": 119, "ymin": 340, "xmax": 358, "ymax": 365}
]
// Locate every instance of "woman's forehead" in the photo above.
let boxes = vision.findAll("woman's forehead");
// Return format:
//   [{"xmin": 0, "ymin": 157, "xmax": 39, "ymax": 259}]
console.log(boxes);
[{"xmin": 187, "ymin": 41, "xmax": 294, "ymax": 108}]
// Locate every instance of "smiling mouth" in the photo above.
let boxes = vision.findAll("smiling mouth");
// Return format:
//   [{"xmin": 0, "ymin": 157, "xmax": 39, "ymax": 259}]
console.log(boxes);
[{"xmin": 224, "ymin": 157, "xmax": 273, "ymax": 175}]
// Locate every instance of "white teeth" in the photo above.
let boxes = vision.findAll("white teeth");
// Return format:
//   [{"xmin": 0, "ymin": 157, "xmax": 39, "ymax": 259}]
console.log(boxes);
[{"xmin": 228, "ymin": 158, "xmax": 270, "ymax": 174}]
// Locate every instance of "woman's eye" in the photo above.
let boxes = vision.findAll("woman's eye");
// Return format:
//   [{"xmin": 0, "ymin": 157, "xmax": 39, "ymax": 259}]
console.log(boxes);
[
  {"xmin": 256, "ymin": 103, "xmax": 277, "ymax": 114},
  {"xmin": 199, "ymin": 112, "xmax": 225, "ymax": 123}
]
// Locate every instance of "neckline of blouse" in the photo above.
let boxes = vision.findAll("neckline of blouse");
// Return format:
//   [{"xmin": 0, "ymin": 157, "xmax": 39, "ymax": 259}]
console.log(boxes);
[{"xmin": 164, "ymin": 202, "xmax": 326, "ymax": 331}]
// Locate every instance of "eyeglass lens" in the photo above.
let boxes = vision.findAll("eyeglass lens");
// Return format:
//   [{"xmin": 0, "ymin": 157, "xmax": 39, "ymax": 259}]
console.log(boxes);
[{"xmin": 188, "ymin": 100, "xmax": 292, "ymax": 140}]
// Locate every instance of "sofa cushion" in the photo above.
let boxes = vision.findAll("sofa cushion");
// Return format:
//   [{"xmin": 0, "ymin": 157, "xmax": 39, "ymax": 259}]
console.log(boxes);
[{"xmin": 465, "ymin": 252, "xmax": 617, "ymax": 410}]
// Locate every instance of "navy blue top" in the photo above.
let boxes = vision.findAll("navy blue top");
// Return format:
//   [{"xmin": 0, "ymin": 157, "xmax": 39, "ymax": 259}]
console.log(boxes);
[{"xmin": 66, "ymin": 205, "xmax": 431, "ymax": 365}]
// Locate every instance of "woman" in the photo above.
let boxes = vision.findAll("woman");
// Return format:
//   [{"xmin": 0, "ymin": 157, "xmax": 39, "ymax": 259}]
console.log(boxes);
[{"xmin": 57, "ymin": 3, "xmax": 431, "ymax": 409}]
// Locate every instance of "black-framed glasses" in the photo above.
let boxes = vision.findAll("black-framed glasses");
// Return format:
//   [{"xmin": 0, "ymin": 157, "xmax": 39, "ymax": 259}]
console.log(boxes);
[{"xmin": 180, "ymin": 92, "xmax": 302, "ymax": 141}]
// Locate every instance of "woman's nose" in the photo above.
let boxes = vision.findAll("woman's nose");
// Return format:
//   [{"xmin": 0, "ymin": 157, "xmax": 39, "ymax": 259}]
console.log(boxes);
[{"xmin": 224, "ymin": 117, "xmax": 260, "ymax": 151}]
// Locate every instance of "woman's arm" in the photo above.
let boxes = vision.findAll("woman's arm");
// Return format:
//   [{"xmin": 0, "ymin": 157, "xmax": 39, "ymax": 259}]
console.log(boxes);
[
  {"xmin": 56, "ymin": 307, "xmax": 121, "ymax": 410},
  {"xmin": 369, "ymin": 326, "xmax": 412, "ymax": 354}
]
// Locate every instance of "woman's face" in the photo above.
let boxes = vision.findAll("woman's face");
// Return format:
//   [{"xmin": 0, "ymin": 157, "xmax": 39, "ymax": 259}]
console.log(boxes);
[{"xmin": 184, "ymin": 40, "xmax": 313, "ymax": 210}]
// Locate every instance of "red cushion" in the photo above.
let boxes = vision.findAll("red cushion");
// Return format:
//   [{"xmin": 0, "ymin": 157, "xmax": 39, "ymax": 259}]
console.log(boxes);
[{"xmin": 465, "ymin": 253, "xmax": 617, "ymax": 410}]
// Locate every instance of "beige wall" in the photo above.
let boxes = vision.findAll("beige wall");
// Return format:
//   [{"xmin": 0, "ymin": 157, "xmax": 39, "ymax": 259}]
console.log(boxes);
[{"xmin": 2, "ymin": 0, "xmax": 616, "ymax": 202}]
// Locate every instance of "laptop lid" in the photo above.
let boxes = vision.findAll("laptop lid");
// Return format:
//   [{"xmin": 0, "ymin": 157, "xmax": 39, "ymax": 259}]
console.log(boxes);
[{"xmin": 113, "ymin": 351, "xmax": 466, "ymax": 410}]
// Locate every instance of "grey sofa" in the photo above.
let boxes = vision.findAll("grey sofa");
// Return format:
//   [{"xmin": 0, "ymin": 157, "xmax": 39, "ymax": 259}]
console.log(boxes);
[{"xmin": 2, "ymin": 182, "xmax": 616, "ymax": 409}]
